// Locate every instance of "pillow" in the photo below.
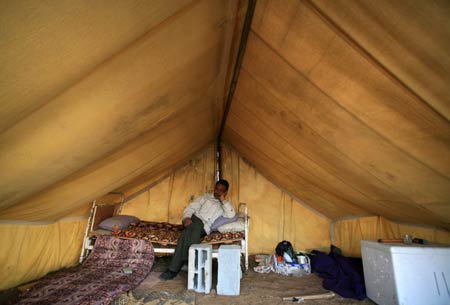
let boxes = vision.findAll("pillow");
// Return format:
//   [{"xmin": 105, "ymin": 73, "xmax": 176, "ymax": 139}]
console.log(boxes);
[
  {"xmin": 98, "ymin": 215, "xmax": 140, "ymax": 231},
  {"xmin": 211, "ymin": 215, "xmax": 238, "ymax": 232},
  {"xmin": 217, "ymin": 218, "xmax": 245, "ymax": 233}
]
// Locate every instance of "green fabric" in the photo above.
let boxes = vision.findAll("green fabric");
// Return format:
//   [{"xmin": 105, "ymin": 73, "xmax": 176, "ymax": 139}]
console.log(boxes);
[{"xmin": 168, "ymin": 215, "xmax": 206, "ymax": 272}]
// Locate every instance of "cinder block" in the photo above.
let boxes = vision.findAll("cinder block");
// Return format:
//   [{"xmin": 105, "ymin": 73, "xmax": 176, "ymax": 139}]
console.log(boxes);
[
  {"xmin": 217, "ymin": 245, "xmax": 241, "ymax": 296},
  {"xmin": 187, "ymin": 244, "xmax": 212, "ymax": 294}
]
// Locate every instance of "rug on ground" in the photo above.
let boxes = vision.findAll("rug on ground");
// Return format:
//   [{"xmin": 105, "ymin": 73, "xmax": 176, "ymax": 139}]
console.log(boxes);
[{"xmin": 17, "ymin": 235, "xmax": 155, "ymax": 305}]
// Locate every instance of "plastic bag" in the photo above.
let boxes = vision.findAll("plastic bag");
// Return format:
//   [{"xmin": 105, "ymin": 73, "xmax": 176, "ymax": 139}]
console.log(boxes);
[{"xmin": 275, "ymin": 240, "xmax": 295, "ymax": 262}]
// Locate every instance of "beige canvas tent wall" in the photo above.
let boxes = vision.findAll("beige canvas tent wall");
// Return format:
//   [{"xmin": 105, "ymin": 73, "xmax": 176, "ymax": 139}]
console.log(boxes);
[{"xmin": 1, "ymin": 0, "xmax": 450, "ymax": 291}]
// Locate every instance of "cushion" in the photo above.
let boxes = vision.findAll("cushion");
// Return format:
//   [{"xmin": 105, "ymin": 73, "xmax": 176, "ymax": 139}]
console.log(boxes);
[
  {"xmin": 98, "ymin": 215, "xmax": 140, "ymax": 231},
  {"xmin": 211, "ymin": 215, "xmax": 238, "ymax": 232},
  {"xmin": 217, "ymin": 217, "xmax": 245, "ymax": 233}
]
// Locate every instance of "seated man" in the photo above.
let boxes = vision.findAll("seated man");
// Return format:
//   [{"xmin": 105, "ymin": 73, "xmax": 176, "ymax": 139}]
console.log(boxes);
[{"xmin": 159, "ymin": 179, "xmax": 235, "ymax": 280}]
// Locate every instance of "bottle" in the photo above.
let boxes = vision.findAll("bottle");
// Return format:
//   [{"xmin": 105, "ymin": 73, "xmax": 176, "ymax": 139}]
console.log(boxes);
[{"xmin": 297, "ymin": 255, "xmax": 307, "ymax": 265}]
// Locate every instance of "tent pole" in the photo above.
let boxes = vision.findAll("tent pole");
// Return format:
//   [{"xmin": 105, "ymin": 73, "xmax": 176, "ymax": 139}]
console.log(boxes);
[{"xmin": 216, "ymin": 0, "xmax": 256, "ymax": 180}]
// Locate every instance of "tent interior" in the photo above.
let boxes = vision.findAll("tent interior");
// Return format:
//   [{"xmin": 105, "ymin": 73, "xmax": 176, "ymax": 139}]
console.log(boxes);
[{"xmin": 1, "ymin": 0, "xmax": 450, "ymax": 293}]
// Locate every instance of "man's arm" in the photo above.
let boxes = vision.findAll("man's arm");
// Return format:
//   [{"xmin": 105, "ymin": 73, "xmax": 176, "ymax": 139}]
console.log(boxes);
[
  {"xmin": 221, "ymin": 200, "xmax": 235, "ymax": 218},
  {"xmin": 182, "ymin": 195, "xmax": 204, "ymax": 226}
]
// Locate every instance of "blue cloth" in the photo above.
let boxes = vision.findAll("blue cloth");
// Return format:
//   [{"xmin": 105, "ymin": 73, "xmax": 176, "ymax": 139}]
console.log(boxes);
[{"xmin": 310, "ymin": 248, "xmax": 366, "ymax": 300}]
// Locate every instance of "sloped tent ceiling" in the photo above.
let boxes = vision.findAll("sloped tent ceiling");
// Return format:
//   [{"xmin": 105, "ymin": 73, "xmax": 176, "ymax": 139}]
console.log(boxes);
[
  {"xmin": 0, "ymin": 0, "xmax": 245, "ymax": 220},
  {"xmin": 224, "ymin": 0, "xmax": 450, "ymax": 230},
  {"xmin": 0, "ymin": 0, "xmax": 450, "ymax": 292}
]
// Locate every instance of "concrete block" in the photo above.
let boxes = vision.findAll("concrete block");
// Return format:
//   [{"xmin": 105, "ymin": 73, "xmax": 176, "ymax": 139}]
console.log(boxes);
[
  {"xmin": 217, "ymin": 245, "xmax": 241, "ymax": 296},
  {"xmin": 187, "ymin": 244, "xmax": 212, "ymax": 294}
]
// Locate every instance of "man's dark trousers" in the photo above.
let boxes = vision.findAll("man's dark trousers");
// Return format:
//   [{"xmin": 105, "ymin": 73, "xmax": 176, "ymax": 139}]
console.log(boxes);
[{"xmin": 168, "ymin": 214, "xmax": 206, "ymax": 272}]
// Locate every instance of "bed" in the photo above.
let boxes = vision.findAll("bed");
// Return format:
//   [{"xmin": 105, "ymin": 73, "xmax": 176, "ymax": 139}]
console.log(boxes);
[{"xmin": 80, "ymin": 200, "xmax": 250, "ymax": 272}]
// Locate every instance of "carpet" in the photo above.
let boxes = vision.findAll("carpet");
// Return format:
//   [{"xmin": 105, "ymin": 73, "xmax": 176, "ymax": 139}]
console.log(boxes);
[{"xmin": 112, "ymin": 288, "xmax": 195, "ymax": 305}]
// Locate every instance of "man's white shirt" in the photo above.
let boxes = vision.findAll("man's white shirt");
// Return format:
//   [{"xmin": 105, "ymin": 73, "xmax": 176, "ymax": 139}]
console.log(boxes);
[{"xmin": 182, "ymin": 193, "xmax": 235, "ymax": 234}]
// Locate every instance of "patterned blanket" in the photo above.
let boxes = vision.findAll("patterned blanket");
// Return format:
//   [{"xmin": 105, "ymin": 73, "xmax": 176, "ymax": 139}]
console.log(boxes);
[
  {"xmin": 17, "ymin": 235, "xmax": 155, "ymax": 305},
  {"xmin": 112, "ymin": 221, "xmax": 244, "ymax": 245}
]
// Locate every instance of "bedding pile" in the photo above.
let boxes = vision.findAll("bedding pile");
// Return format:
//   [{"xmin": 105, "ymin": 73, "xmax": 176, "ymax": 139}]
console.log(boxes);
[
  {"xmin": 111, "ymin": 221, "xmax": 244, "ymax": 245},
  {"xmin": 310, "ymin": 246, "xmax": 366, "ymax": 300},
  {"xmin": 17, "ymin": 235, "xmax": 154, "ymax": 305}
]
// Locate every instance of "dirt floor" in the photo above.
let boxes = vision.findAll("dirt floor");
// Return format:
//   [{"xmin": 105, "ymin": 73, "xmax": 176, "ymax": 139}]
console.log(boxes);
[
  {"xmin": 138, "ymin": 256, "xmax": 376, "ymax": 305},
  {"xmin": 1, "ymin": 256, "xmax": 377, "ymax": 305}
]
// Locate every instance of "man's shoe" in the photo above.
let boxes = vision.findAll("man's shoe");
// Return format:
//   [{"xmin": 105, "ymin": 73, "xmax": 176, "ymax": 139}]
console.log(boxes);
[{"xmin": 159, "ymin": 269, "xmax": 178, "ymax": 281}]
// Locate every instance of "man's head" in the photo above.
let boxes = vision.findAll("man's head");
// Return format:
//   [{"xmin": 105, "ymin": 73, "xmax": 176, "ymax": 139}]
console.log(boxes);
[{"xmin": 213, "ymin": 179, "xmax": 229, "ymax": 200}]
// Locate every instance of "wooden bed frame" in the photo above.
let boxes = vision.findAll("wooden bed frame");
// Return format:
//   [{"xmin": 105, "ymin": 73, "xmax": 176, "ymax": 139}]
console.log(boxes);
[{"xmin": 80, "ymin": 200, "xmax": 250, "ymax": 272}]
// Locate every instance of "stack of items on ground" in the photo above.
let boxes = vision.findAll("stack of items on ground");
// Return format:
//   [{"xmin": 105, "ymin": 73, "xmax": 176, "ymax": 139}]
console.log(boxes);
[
  {"xmin": 253, "ymin": 242, "xmax": 367, "ymax": 301},
  {"xmin": 253, "ymin": 240, "xmax": 311, "ymax": 276}
]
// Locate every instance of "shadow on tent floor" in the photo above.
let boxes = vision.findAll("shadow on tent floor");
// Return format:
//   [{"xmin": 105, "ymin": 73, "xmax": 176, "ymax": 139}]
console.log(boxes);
[{"xmin": 112, "ymin": 256, "xmax": 376, "ymax": 305}]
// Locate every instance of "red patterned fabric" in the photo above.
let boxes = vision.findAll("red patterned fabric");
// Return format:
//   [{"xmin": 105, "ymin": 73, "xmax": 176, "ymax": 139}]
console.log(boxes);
[
  {"xmin": 112, "ymin": 221, "xmax": 244, "ymax": 245},
  {"xmin": 17, "ymin": 235, "xmax": 154, "ymax": 305}
]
